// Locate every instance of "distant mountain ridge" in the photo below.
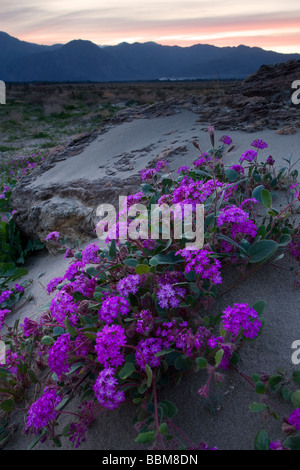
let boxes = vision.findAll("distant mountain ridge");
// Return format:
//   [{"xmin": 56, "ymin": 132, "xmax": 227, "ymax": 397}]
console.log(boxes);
[{"xmin": 0, "ymin": 31, "xmax": 299, "ymax": 82}]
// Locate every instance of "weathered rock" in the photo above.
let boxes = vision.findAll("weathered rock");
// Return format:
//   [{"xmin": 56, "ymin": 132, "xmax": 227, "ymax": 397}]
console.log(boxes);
[{"xmin": 275, "ymin": 125, "xmax": 296, "ymax": 135}]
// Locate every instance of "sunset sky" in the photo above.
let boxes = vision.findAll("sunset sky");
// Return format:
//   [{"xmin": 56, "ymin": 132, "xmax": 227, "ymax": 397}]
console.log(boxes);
[{"xmin": 1, "ymin": 0, "xmax": 300, "ymax": 53}]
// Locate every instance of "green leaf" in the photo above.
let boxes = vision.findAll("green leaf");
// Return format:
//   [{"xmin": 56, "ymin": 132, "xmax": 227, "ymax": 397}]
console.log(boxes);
[
  {"xmin": 119, "ymin": 362, "xmax": 136, "ymax": 380},
  {"xmin": 268, "ymin": 375, "xmax": 282, "ymax": 393},
  {"xmin": 252, "ymin": 185, "xmax": 264, "ymax": 203},
  {"xmin": 64, "ymin": 318, "xmax": 78, "ymax": 338},
  {"xmin": 255, "ymin": 381, "xmax": 266, "ymax": 394},
  {"xmin": 135, "ymin": 431, "xmax": 155, "ymax": 444},
  {"xmin": 215, "ymin": 349, "xmax": 224, "ymax": 367},
  {"xmin": 195, "ymin": 357, "xmax": 208, "ymax": 369},
  {"xmin": 149, "ymin": 252, "xmax": 182, "ymax": 265},
  {"xmin": 254, "ymin": 430, "xmax": 270, "ymax": 450},
  {"xmin": 27, "ymin": 429, "xmax": 47, "ymax": 450},
  {"xmin": 248, "ymin": 240, "xmax": 278, "ymax": 264},
  {"xmin": 124, "ymin": 258, "xmax": 139, "ymax": 267},
  {"xmin": 225, "ymin": 168, "xmax": 239, "ymax": 182},
  {"xmin": 278, "ymin": 234, "xmax": 292, "ymax": 247},
  {"xmin": 159, "ymin": 423, "xmax": 169, "ymax": 435},
  {"xmin": 249, "ymin": 402, "xmax": 267, "ymax": 413},
  {"xmin": 109, "ymin": 239, "xmax": 116, "ymax": 258},
  {"xmin": 283, "ymin": 436, "xmax": 300, "ymax": 450},
  {"xmin": 41, "ymin": 336, "xmax": 55, "ymax": 346},
  {"xmin": 145, "ymin": 364, "xmax": 153, "ymax": 388},
  {"xmin": 261, "ymin": 189, "xmax": 272, "ymax": 208},
  {"xmin": 53, "ymin": 326, "xmax": 65, "ymax": 337},
  {"xmin": 154, "ymin": 348, "xmax": 174, "ymax": 357},
  {"xmin": 291, "ymin": 390, "xmax": 300, "ymax": 408},
  {"xmin": 28, "ymin": 369, "xmax": 39, "ymax": 384},
  {"xmin": 159, "ymin": 400, "xmax": 178, "ymax": 418},
  {"xmin": 135, "ymin": 264, "xmax": 150, "ymax": 275},
  {"xmin": 252, "ymin": 300, "xmax": 266, "ymax": 316},
  {"xmin": 292, "ymin": 371, "xmax": 300, "ymax": 383},
  {"xmin": 0, "ymin": 399, "xmax": 15, "ymax": 412}
]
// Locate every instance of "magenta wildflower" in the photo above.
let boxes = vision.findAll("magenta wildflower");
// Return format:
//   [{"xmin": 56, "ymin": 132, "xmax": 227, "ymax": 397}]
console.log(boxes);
[
  {"xmin": 21, "ymin": 317, "xmax": 39, "ymax": 338},
  {"xmin": 0, "ymin": 309, "xmax": 10, "ymax": 330},
  {"xmin": 240, "ymin": 149, "xmax": 257, "ymax": 163},
  {"xmin": 95, "ymin": 324, "xmax": 127, "ymax": 368},
  {"xmin": 0, "ymin": 290, "xmax": 13, "ymax": 304},
  {"xmin": 26, "ymin": 388, "xmax": 61, "ymax": 433},
  {"xmin": 219, "ymin": 135, "xmax": 232, "ymax": 145},
  {"xmin": 48, "ymin": 333, "xmax": 71, "ymax": 377},
  {"xmin": 140, "ymin": 168, "xmax": 156, "ymax": 181},
  {"xmin": 46, "ymin": 277, "xmax": 64, "ymax": 294},
  {"xmin": 288, "ymin": 407, "xmax": 300, "ymax": 430},
  {"xmin": 142, "ymin": 239, "xmax": 156, "ymax": 250},
  {"xmin": 116, "ymin": 274, "xmax": 140, "ymax": 297},
  {"xmin": 230, "ymin": 164, "xmax": 244, "ymax": 174},
  {"xmin": 45, "ymin": 231, "xmax": 60, "ymax": 241},
  {"xmin": 217, "ymin": 205, "xmax": 257, "ymax": 238},
  {"xmin": 50, "ymin": 291, "xmax": 78, "ymax": 324},
  {"xmin": 176, "ymin": 248, "xmax": 222, "ymax": 284},
  {"xmin": 221, "ymin": 303, "xmax": 262, "ymax": 340},
  {"xmin": 156, "ymin": 160, "xmax": 169, "ymax": 172},
  {"xmin": 135, "ymin": 337, "xmax": 163, "ymax": 370},
  {"xmin": 194, "ymin": 153, "xmax": 211, "ymax": 168},
  {"xmin": 270, "ymin": 440, "xmax": 288, "ymax": 450},
  {"xmin": 14, "ymin": 284, "xmax": 24, "ymax": 293},
  {"xmin": 135, "ymin": 309, "xmax": 154, "ymax": 335},
  {"xmin": 289, "ymin": 241, "xmax": 300, "ymax": 260},
  {"xmin": 81, "ymin": 243, "xmax": 100, "ymax": 266},
  {"xmin": 177, "ymin": 166, "xmax": 190, "ymax": 174},
  {"xmin": 251, "ymin": 139, "xmax": 268, "ymax": 150},
  {"xmin": 267, "ymin": 156, "xmax": 275, "ymax": 165},
  {"xmin": 93, "ymin": 368, "xmax": 125, "ymax": 410},
  {"xmin": 98, "ymin": 296, "xmax": 130, "ymax": 324},
  {"xmin": 64, "ymin": 261, "xmax": 82, "ymax": 280},
  {"xmin": 157, "ymin": 284, "xmax": 186, "ymax": 309}
]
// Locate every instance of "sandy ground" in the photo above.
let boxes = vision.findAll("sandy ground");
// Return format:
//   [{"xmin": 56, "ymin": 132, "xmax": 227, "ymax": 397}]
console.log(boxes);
[{"xmin": 3, "ymin": 108, "xmax": 300, "ymax": 450}]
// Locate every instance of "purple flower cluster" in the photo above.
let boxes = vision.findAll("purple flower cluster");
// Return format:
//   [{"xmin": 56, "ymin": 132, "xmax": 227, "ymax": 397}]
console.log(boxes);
[
  {"xmin": 0, "ymin": 309, "xmax": 10, "ymax": 330},
  {"xmin": 95, "ymin": 324, "xmax": 127, "ymax": 367},
  {"xmin": 46, "ymin": 276, "xmax": 64, "ymax": 294},
  {"xmin": 135, "ymin": 337, "xmax": 163, "ymax": 370},
  {"xmin": 0, "ymin": 290, "xmax": 12, "ymax": 304},
  {"xmin": 64, "ymin": 261, "xmax": 82, "ymax": 280},
  {"xmin": 219, "ymin": 135, "xmax": 232, "ymax": 145},
  {"xmin": 116, "ymin": 274, "xmax": 140, "ymax": 297},
  {"xmin": 21, "ymin": 317, "xmax": 39, "ymax": 338},
  {"xmin": 177, "ymin": 166, "xmax": 190, "ymax": 174},
  {"xmin": 135, "ymin": 309, "xmax": 154, "ymax": 335},
  {"xmin": 289, "ymin": 241, "xmax": 300, "ymax": 260},
  {"xmin": 45, "ymin": 231, "xmax": 60, "ymax": 241},
  {"xmin": 193, "ymin": 153, "xmax": 211, "ymax": 168},
  {"xmin": 240, "ymin": 149, "xmax": 257, "ymax": 163},
  {"xmin": 157, "ymin": 284, "xmax": 186, "ymax": 309},
  {"xmin": 140, "ymin": 168, "xmax": 156, "ymax": 181},
  {"xmin": 230, "ymin": 164, "xmax": 244, "ymax": 175},
  {"xmin": 266, "ymin": 156, "xmax": 275, "ymax": 165},
  {"xmin": 81, "ymin": 243, "xmax": 100, "ymax": 266},
  {"xmin": 251, "ymin": 139, "xmax": 268, "ymax": 150},
  {"xmin": 50, "ymin": 291, "xmax": 78, "ymax": 325},
  {"xmin": 98, "ymin": 295, "xmax": 130, "ymax": 323},
  {"xmin": 176, "ymin": 248, "xmax": 222, "ymax": 284},
  {"xmin": 48, "ymin": 333, "xmax": 71, "ymax": 377},
  {"xmin": 221, "ymin": 303, "xmax": 262, "ymax": 339},
  {"xmin": 288, "ymin": 407, "xmax": 300, "ymax": 430},
  {"xmin": 93, "ymin": 368, "xmax": 125, "ymax": 410},
  {"xmin": 217, "ymin": 205, "xmax": 257, "ymax": 238},
  {"xmin": 156, "ymin": 160, "xmax": 169, "ymax": 172},
  {"xmin": 26, "ymin": 388, "xmax": 61, "ymax": 433},
  {"xmin": 172, "ymin": 177, "xmax": 223, "ymax": 207}
]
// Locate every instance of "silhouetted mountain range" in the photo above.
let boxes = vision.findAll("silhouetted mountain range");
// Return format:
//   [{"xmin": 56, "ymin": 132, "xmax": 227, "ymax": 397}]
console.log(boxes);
[{"xmin": 0, "ymin": 31, "xmax": 299, "ymax": 82}]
